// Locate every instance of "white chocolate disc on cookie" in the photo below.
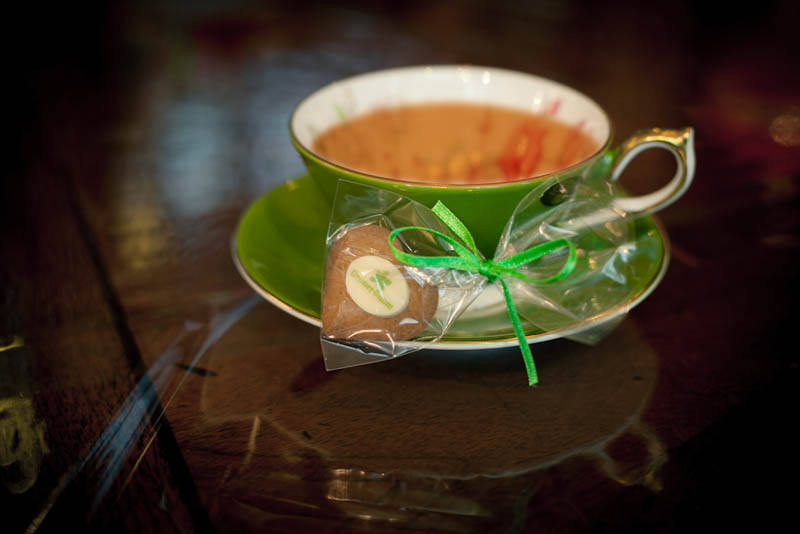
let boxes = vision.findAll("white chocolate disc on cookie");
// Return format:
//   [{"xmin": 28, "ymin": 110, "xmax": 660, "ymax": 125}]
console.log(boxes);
[{"xmin": 345, "ymin": 256, "xmax": 410, "ymax": 317}]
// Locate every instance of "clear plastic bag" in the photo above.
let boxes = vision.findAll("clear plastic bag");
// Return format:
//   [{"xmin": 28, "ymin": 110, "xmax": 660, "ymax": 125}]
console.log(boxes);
[
  {"xmin": 496, "ymin": 176, "xmax": 635, "ymax": 344},
  {"xmin": 320, "ymin": 181, "xmax": 485, "ymax": 370},
  {"xmin": 320, "ymin": 177, "xmax": 637, "ymax": 384}
]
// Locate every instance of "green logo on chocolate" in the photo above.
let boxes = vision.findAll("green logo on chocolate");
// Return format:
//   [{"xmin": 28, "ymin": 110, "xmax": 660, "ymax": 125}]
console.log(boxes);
[
  {"xmin": 373, "ymin": 270, "xmax": 392, "ymax": 290},
  {"xmin": 350, "ymin": 270, "xmax": 393, "ymax": 310},
  {"xmin": 344, "ymin": 255, "xmax": 410, "ymax": 318}
]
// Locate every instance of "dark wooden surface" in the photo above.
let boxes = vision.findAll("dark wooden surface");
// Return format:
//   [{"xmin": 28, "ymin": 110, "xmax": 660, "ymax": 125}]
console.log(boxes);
[{"xmin": 2, "ymin": 1, "xmax": 799, "ymax": 532}]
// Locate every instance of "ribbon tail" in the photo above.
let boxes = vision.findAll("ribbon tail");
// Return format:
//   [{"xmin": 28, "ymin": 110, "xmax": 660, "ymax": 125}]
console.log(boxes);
[
  {"xmin": 498, "ymin": 277, "xmax": 538, "ymax": 386},
  {"xmin": 432, "ymin": 201, "xmax": 479, "ymax": 254}
]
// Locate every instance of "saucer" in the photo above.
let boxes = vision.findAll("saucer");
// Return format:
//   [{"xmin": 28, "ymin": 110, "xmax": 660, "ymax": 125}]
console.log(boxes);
[{"xmin": 233, "ymin": 175, "xmax": 670, "ymax": 349}]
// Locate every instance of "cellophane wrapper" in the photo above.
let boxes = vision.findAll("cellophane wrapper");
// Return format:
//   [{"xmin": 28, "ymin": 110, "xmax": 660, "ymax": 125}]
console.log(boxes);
[
  {"xmin": 495, "ymin": 176, "xmax": 635, "ymax": 345},
  {"xmin": 321, "ymin": 176, "xmax": 639, "ymax": 371},
  {"xmin": 320, "ymin": 180, "xmax": 485, "ymax": 370}
]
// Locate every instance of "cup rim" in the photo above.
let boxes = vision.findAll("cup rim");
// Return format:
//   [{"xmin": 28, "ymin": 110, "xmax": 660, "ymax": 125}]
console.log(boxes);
[{"xmin": 289, "ymin": 64, "xmax": 614, "ymax": 188}]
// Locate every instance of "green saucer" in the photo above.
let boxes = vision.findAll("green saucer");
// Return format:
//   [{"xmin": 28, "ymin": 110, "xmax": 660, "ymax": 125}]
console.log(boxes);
[{"xmin": 233, "ymin": 176, "xmax": 669, "ymax": 348}]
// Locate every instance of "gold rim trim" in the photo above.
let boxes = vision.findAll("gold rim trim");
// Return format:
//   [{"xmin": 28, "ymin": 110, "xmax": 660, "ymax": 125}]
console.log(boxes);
[{"xmin": 612, "ymin": 126, "xmax": 693, "ymax": 216}]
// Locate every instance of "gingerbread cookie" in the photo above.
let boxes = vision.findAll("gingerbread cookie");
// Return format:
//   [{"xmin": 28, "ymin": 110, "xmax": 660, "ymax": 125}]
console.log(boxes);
[{"xmin": 322, "ymin": 224, "xmax": 439, "ymax": 342}]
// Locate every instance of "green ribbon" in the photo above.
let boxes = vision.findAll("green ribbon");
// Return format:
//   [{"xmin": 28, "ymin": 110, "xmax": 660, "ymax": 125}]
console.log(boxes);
[{"xmin": 388, "ymin": 201, "xmax": 577, "ymax": 386}]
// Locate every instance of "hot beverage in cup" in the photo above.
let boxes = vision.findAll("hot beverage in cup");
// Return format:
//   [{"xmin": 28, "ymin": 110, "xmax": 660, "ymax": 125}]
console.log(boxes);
[{"xmin": 311, "ymin": 102, "xmax": 600, "ymax": 184}]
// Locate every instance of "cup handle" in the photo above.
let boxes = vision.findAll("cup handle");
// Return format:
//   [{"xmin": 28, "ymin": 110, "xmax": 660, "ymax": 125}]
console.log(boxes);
[{"xmin": 610, "ymin": 127, "xmax": 695, "ymax": 217}]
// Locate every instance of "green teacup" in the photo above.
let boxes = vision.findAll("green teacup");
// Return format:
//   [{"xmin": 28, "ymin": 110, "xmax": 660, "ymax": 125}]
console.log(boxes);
[{"xmin": 291, "ymin": 65, "xmax": 694, "ymax": 257}]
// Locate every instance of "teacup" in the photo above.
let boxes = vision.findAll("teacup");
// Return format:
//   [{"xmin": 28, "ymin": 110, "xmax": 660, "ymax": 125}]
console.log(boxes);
[{"xmin": 290, "ymin": 65, "xmax": 694, "ymax": 256}]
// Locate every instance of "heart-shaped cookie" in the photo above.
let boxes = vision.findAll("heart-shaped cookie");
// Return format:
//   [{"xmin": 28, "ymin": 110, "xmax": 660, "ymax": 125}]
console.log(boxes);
[{"xmin": 322, "ymin": 224, "xmax": 439, "ymax": 342}]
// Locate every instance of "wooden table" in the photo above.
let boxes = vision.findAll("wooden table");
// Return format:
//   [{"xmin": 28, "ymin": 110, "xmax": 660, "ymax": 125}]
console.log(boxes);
[{"xmin": 3, "ymin": 1, "xmax": 799, "ymax": 532}]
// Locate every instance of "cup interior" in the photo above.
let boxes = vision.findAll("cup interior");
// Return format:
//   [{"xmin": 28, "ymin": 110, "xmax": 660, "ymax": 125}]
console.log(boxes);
[{"xmin": 291, "ymin": 65, "xmax": 611, "ymax": 182}]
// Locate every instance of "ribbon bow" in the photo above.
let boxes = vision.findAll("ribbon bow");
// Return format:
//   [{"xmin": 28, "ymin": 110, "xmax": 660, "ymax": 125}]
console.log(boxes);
[{"xmin": 388, "ymin": 201, "xmax": 577, "ymax": 386}]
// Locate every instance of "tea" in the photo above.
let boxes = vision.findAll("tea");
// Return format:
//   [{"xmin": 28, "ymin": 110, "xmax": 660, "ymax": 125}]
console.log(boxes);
[{"xmin": 311, "ymin": 102, "xmax": 599, "ymax": 184}]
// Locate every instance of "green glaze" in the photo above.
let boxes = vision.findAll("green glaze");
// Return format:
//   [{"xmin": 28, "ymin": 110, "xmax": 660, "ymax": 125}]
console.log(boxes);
[
  {"xmin": 235, "ymin": 175, "xmax": 667, "ymax": 341},
  {"xmin": 294, "ymin": 139, "xmax": 616, "ymax": 258},
  {"xmin": 235, "ymin": 175, "xmax": 330, "ymax": 317}
]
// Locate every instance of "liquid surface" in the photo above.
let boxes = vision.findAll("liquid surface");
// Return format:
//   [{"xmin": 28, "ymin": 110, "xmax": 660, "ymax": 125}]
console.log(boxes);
[{"xmin": 312, "ymin": 103, "xmax": 599, "ymax": 184}]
